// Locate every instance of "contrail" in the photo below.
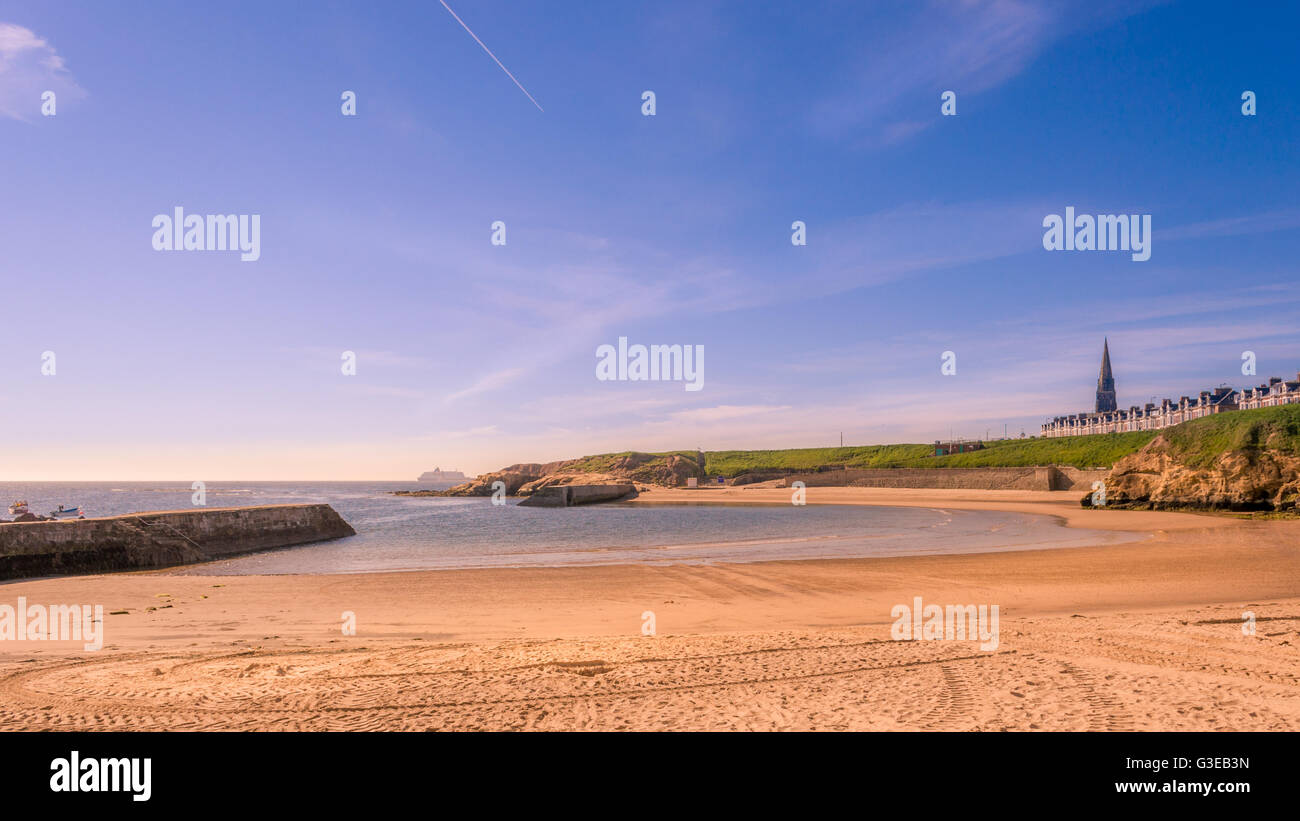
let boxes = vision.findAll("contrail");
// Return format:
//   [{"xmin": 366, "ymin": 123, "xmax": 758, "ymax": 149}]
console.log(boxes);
[{"xmin": 438, "ymin": 0, "xmax": 544, "ymax": 112}]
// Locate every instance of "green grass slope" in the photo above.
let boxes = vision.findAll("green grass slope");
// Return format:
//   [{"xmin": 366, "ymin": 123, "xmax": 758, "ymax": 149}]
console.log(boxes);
[
  {"xmin": 557, "ymin": 405, "xmax": 1300, "ymax": 481},
  {"xmin": 1157, "ymin": 403, "xmax": 1300, "ymax": 468},
  {"xmin": 700, "ymin": 432, "xmax": 1158, "ymax": 475}
]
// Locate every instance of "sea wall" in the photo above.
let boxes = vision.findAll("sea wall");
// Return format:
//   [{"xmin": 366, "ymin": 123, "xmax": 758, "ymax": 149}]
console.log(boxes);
[
  {"xmin": 0, "ymin": 504, "xmax": 355, "ymax": 580},
  {"xmin": 778, "ymin": 466, "xmax": 1105, "ymax": 492}
]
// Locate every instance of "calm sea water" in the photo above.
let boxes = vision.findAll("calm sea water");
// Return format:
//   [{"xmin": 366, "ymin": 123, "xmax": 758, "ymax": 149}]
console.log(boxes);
[{"xmin": 0, "ymin": 482, "xmax": 1141, "ymax": 574}]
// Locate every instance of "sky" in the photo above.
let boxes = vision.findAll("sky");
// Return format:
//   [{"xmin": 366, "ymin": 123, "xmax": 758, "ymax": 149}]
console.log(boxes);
[{"xmin": 1, "ymin": 0, "xmax": 1298, "ymax": 480}]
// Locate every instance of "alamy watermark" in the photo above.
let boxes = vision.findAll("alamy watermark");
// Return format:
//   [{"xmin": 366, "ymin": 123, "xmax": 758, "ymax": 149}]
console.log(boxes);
[
  {"xmin": 1, "ymin": 598, "xmax": 103, "ymax": 651},
  {"xmin": 151, "ymin": 207, "xmax": 261, "ymax": 261},
  {"xmin": 596, "ymin": 337, "xmax": 704, "ymax": 391},
  {"xmin": 891, "ymin": 596, "xmax": 999, "ymax": 651},
  {"xmin": 50, "ymin": 752, "xmax": 151, "ymax": 802},
  {"xmin": 1042, "ymin": 207, "xmax": 1150, "ymax": 262},
  {"xmin": 1091, "ymin": 480, "xmax": 1107, "ymax": 507},
  {"xmin": 941, "ymin": 350, "xmax": 956, "ymax": 375}
]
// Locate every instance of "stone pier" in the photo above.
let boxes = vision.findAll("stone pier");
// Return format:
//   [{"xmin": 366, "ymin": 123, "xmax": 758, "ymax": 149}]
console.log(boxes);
[{"xmin": 0, "ymin": 504, "xmax": 355, "ymax": 580}]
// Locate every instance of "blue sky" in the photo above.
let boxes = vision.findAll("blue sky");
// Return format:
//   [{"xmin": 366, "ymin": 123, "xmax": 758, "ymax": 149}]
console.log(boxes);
[{"xmin": 2, "ymin": 0, "xmax": 1298, "ymax": 479}]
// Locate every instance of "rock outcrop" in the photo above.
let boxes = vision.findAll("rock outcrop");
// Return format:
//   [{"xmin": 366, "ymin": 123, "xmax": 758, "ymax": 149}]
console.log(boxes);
[
  {"xmin": 1083, "ymin": 434, "xmax": 1300, "ymax": 511},
  {"xmin": 431, "ymin": 452, "xmax": 702, "ymax": 497},
  {"xmin": 437, "ymin": 462, "xmax": 566, "ymax": 496}
]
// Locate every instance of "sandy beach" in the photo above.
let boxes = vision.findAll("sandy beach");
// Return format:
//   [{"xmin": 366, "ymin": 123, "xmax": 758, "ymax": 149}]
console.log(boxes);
[{"xmin": 2, "ymin": 487, "xmax": 1298, "ymax": 731}]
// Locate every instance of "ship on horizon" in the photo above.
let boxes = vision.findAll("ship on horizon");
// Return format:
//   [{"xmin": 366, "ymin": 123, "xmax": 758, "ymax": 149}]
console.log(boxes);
[{"xmin": 416, "ymin": 467, "xmax": 472, "ymax": 489}]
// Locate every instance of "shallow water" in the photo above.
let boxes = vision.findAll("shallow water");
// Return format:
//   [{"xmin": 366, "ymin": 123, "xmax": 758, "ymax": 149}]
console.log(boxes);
[{"xmin": 0, "ymin": 481, "xmax": 1142, "ymax": 574}]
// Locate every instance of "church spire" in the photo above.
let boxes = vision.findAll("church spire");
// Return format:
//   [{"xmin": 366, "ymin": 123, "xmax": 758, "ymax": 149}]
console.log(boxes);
[{"xmin": 1095, "ymin": 338, "xmax": 1117, "ymax": 413}]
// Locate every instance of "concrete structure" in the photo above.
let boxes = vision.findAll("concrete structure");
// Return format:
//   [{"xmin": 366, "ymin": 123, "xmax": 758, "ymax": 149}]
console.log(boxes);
[
  {"xmin": 1042, "ymin": 341, "xmax": 1300, "ymax": 438},
  {"xmin": 517, "ymin": 484, "xmax": 636, "ymax": 507},
  {"xmin": 0, "ymin": 504, "xmax": 355, "ymax": 580}
]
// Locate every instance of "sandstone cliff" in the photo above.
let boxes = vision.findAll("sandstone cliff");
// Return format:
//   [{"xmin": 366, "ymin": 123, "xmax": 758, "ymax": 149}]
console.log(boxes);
[{"xmin": 1085, "ymin": 432, "xmax": 1300, "ymax": 511}]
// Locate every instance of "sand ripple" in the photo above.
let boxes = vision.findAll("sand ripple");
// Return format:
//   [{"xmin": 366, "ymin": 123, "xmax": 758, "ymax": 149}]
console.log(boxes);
[{"xmin": 2, "ymin": 604, "xmax": 1296, "ymax": 731}]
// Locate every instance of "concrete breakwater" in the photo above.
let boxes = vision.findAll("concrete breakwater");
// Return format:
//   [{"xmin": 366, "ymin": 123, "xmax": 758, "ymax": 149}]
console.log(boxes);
[
  {"xmin": 0, "ymin": 504, "xmax": 355, "ymax": 580},
  {"xmin": 518, "ymin": 484, "xmax": 637, "ymax": 507}
]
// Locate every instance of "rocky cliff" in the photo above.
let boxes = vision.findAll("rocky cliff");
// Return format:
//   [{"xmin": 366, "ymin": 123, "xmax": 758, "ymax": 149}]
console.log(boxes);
[
  {"xmin": 433, "ymin": 452, "xmax": 702, "ymax": 497},
  {"xmin": 1085, "ymin": 432, "xmax": 1300, "ymax": 511}
]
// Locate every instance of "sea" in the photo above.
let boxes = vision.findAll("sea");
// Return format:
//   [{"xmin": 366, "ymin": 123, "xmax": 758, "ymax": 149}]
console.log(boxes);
[{"xmin": 0, "ymin": 481, "xmax": 1142, "ymax": 574}]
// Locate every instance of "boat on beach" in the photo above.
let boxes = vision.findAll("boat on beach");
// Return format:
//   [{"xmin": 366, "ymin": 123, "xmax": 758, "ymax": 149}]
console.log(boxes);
[{"xmin": 7, "ymin": 500, "xmax": 29, "ymax": 516}]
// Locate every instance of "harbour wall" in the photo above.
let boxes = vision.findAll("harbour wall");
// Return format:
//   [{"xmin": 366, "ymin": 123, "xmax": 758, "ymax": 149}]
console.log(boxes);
[
  {"xmin": 777, "ymin": 466, "xmax": 1106, "ymax": 492},
  {"xmin": 0, "ymin": 504, "xmax": 355, "ymax": 580}
]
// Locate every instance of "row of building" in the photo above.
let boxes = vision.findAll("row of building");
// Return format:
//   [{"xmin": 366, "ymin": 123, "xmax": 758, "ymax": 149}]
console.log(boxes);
[{"xmin": 1040, "ymin": 340, "xmax": 1300, "ymax": 438}]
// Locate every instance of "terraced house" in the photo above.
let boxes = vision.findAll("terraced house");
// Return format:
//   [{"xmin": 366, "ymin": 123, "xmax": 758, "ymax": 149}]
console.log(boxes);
[{"xmin": 1041, "ymin": 342, "xmax": 1300, "ymax": 438}]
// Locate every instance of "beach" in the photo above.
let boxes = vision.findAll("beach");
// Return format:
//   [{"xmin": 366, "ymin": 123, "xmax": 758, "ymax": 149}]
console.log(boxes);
[{"xmin": 1, "ymin": 487, "xmax": 1298, "ymax": 731}]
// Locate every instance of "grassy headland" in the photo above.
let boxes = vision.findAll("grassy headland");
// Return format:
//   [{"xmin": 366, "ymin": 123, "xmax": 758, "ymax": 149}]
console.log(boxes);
[
  {"xmin": 686, "ymin": 406, "xmax": 1300, "ymax": 477},
  {"xmin": 557, "ymin": 433, "xmax": 1161, "ymax": 480},
  {"xmin": 448, "ymin": 405, "xmax": 1300, "ymax": 493},
  {"xmin": 700, "ymin": 433, "xmax": 1158, "ymax": 476},
  {"xmin": 1156, "ymin": 403, "xmax": 1300, "ymax": 468}
]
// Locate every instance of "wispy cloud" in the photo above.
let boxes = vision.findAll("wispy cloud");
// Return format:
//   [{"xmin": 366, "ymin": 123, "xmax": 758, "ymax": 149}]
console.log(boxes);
[
  {"xmin": 444, "ymin": 367, "xmax": 527, "ymax": 403},
  {"xmin": 280, "ymin": 346, "xmax": 435, "ymax": 374},
  {"xmin": 810, "ymin": 0, "xmax": 1053, "ymax": 143},
  {"xmin": 0, "ymin": 23, "xmax": 84, "ymax": 121},
  {"xmin": 667, "ymin": 404, "xmax": 792, "ymax": 423},
  {"xmin": 1161, "ymin": 209, "xmax": 1300, "ymax": 241},
  {"xmin": 354, "ymin": 385, "xmax": 427, "ymax": 399},
  {"xmin": 810, "ymin": 0, "xmax": 1161, "ymax": 146},
  {"xmin": 788, "ymin": 199, "xmax": 1046, "ymax": 296},
  {"xmin": 412, "ymin": 425, "xmax": 499, "ymax": 440}
]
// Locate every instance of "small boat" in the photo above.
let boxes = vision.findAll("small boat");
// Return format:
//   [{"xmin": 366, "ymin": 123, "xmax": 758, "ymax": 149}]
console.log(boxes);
[
  {"xmin": 7, "ymin": 500, "xmax": 29, "ymax": 516},
  {"xmin": 48, "ymin": 505, "xmax": 84, "ymax": 520}
]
